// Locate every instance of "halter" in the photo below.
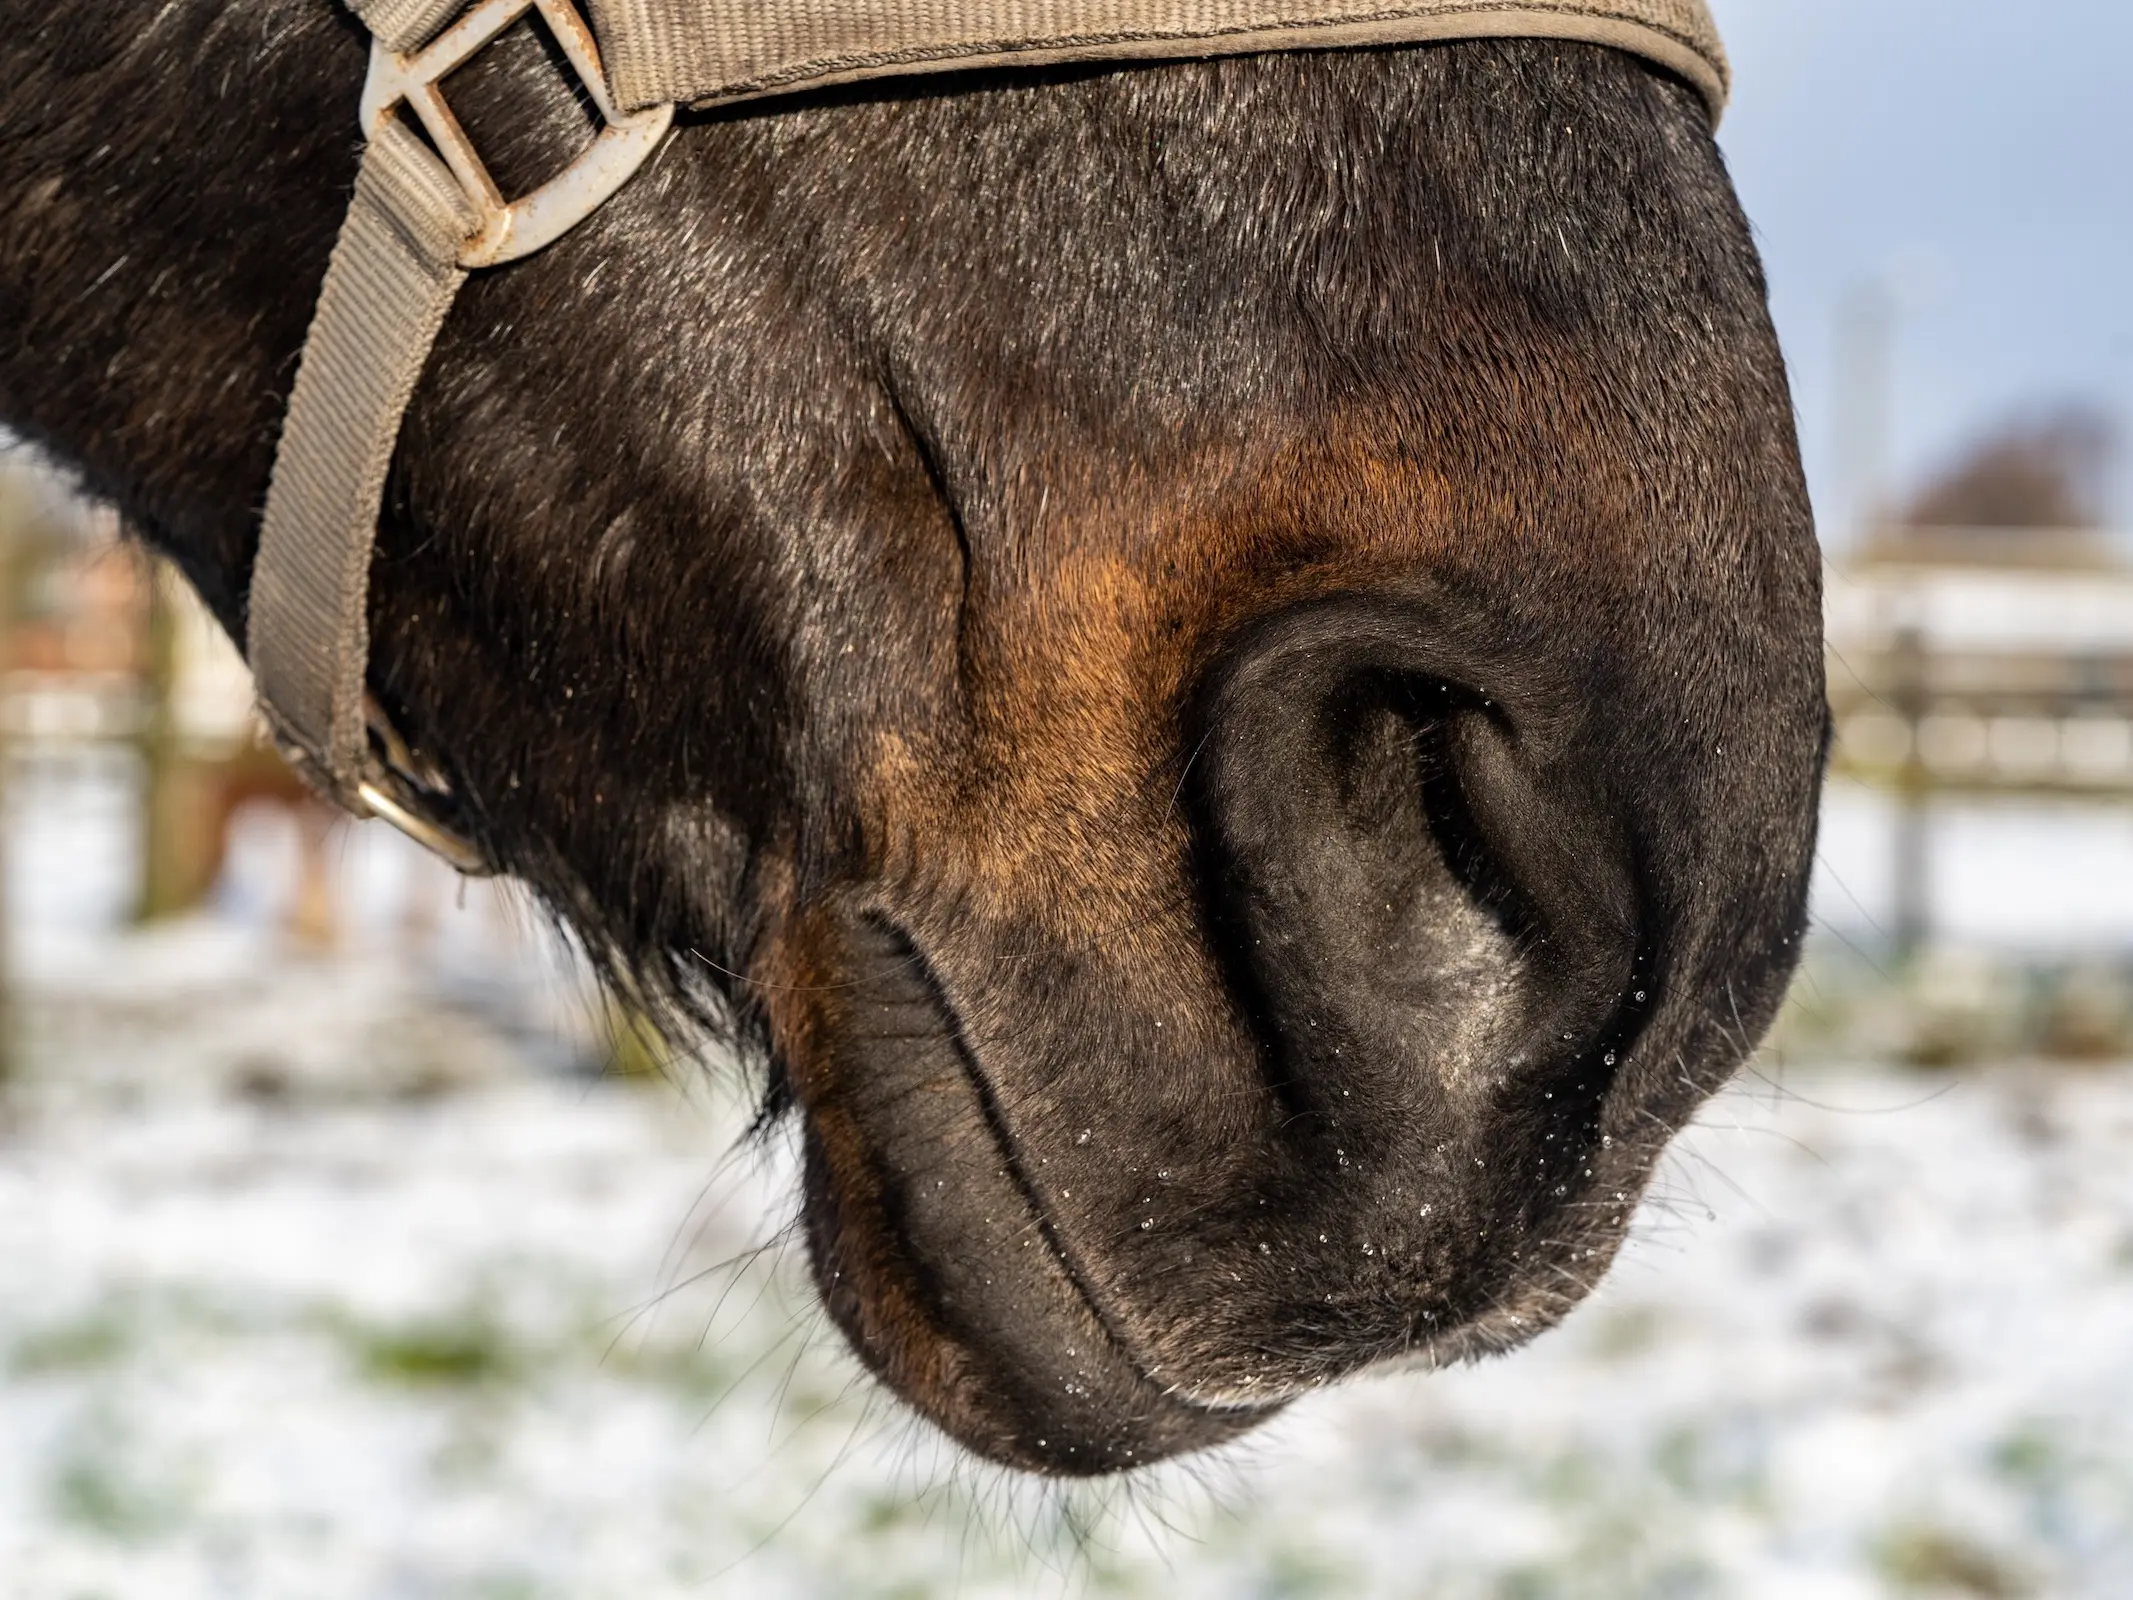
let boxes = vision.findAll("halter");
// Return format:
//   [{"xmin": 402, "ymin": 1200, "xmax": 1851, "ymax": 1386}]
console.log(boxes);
[{"xmin": 250, "ymin": 0, "xmax": 1729, "ymax": 873}]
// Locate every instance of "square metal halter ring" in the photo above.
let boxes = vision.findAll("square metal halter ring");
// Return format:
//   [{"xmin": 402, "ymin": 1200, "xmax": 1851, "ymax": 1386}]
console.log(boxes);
[{"xmin": 359, "ymin": 0, "xmax": 673, "ymax": 268}]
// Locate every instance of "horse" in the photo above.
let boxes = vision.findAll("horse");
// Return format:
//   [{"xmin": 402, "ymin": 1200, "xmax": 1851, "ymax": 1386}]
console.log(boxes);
[{"xmin": 0, "ymin": 2, "xmax": 1826, "ymax": 1474}]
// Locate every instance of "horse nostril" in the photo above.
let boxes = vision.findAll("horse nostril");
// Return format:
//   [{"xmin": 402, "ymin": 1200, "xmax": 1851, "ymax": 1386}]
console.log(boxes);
[
  {"xmin": 1325, "ymin": 671, "xmax": 1528, "ymax": 944},
  {"xmin": 1191, "ymin": 594, "xmax": 1642, "ymax": 1150}
]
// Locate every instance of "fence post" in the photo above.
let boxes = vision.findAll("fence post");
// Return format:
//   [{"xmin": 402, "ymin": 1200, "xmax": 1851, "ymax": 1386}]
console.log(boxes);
[
  {"xmin": 131, "ymin": 552, "xmax": 223, "ymax": 921},
  {"xmin": 1889, "ymin": 623, "xmax": 1930, "ymax": 962}
]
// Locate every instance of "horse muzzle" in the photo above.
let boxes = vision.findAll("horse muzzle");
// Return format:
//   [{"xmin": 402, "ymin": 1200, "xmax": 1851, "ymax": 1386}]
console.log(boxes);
[{"xmin": 762, "ymin": 592, "xmax": 1820, "ymax": 1475}]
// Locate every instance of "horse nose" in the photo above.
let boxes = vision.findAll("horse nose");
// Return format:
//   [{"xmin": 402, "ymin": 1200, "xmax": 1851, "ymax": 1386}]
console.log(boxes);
[{"xmin": 1190, "ymin": 594, "xmax": 1645, "ymax": 1158}]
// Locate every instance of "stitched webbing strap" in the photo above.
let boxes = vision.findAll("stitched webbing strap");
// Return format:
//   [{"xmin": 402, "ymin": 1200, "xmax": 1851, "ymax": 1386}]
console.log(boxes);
[
  {"xmin": 350, "ymin": 0, "xmax": 467, "ymax": 49},
  {"xmin": 350, "ymin": 0, "xmax": 468, "ymax": 49},
  {"xmin": 587, "ymin": 0, "xmax": 1729, "ymax": 120},
  {"xmin": 249, "ymin": 116, "xmax": 475, "ymax": 805}
]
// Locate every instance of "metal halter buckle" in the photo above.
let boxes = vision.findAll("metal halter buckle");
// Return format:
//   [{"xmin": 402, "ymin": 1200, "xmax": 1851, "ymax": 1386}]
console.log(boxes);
[
  {"xmin": 359, "ymin": 0, "xmax": 673, "ymax": 268},
  {"xmin": 356, "ymin": 697, "xmax": 493, "ymax": 877}
]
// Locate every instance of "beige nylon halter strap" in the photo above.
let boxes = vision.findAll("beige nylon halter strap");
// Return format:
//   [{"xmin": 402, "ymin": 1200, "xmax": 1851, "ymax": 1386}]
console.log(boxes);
[
  {"xmin": 249, "ymin": 0, "xmax": 1727, "ymax": 872},
  {"xmin": 589, "ymin": 1, "xmax": 1727, "ymax": 118}
]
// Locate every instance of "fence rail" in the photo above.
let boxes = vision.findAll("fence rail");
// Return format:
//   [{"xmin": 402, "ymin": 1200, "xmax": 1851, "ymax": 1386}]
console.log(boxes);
[{"xmin": 1827, "ymin": 542, "xmax": 2133, "ymax": 801}]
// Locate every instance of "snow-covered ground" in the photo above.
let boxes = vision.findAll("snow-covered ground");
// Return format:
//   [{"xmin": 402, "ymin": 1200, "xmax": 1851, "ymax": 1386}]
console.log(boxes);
[{"xmin": 8, "ymin": 762, "xmax": 2133, "ymax": 1597}]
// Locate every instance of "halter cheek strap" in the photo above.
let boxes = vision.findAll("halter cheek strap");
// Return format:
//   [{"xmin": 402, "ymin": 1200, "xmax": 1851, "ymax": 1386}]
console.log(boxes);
[
  {"xmin": 248, "ymin": 0, "xmax": 1727, "ymax": 873},
  {"xmin": 250, "ymin": 0, "xmax": 670, "ymax": 871}
]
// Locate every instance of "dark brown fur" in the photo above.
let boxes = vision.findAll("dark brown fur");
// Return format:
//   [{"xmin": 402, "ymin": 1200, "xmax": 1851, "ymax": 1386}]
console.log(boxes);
[{"xmin": 0, "ymin": 5, "xmax": 1825, "ymax": 1472}]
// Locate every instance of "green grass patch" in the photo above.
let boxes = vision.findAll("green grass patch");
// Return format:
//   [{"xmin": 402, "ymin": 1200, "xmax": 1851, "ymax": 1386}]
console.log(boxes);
[
  {"xmin": 342, "ymin": 1310, "xmax": 522, "ymax": 1389},
  {"xmin": 11, "ymin": 1309, "xmax": 134, "ymax": 1376},
  {"xmin": 1876, "ymin": 1524, "xmax": 2032, "ymax": 1598}
]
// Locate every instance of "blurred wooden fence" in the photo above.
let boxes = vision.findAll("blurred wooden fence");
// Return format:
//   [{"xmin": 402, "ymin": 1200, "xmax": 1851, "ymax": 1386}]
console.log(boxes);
[
  {"xmin": 0, "ymin": 455, "xmax": 325, "ymax": 939},
  {"xmin": 1827, "ymin": 527, "xmax": 2133, "ymax": 953}
]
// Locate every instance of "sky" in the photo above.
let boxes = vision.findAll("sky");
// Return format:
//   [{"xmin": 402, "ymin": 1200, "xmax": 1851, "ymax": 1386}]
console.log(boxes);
[{"xmin": 1707, "ymin": 0, "xmax": 2133, "ymax": 542}]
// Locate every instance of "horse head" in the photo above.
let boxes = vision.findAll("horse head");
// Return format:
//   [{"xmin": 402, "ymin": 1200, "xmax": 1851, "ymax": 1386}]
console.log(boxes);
[{"xmin": 0, "ymin": 5, "xmax": 1824, "ymax": 1472}]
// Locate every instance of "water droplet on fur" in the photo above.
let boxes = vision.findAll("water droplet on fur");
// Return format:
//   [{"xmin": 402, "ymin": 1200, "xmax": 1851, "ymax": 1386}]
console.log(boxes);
[
  {"xmin": 1075, "ymin": 1129, "xmax": 1091, "ymax": 1146},
  {"xmin": 1601, "ymin": 1135, "xmax": 1614, "ymax": 1149}
]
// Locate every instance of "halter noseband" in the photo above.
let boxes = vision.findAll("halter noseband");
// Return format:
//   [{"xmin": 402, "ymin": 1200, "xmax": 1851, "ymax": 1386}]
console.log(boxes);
[{"xmin": 249, "ymin": 0, "xmax": 1729, "ymax": 873}]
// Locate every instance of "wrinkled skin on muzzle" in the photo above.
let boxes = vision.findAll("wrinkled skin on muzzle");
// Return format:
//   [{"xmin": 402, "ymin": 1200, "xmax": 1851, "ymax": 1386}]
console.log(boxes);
[{"xmin": 0, "ymin": 9, "xmax": 1823, "ymax": 1473}]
